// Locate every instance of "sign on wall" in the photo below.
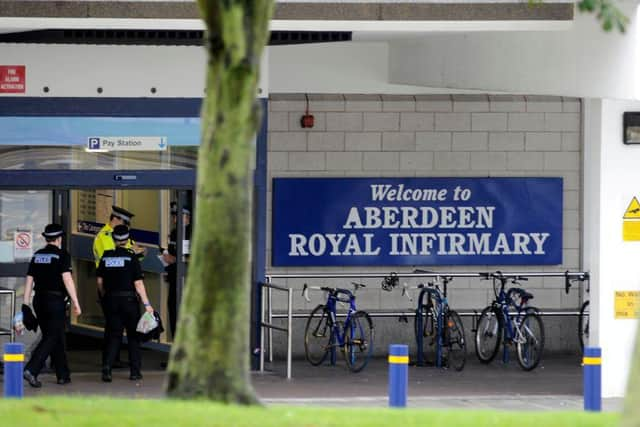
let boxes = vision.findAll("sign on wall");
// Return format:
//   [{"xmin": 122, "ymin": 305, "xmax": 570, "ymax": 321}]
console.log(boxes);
[
  {"xmin": 272, "ymin": 177, "xmax": 563, "ymax": 266},
  {"xmin": 87, "ymin": 136, "xmax": 168, "ymax": 151},
  {"xmin": 615, "ymin": 291, "xmax": 640, "ymax": 319},
  {"xmin": 622, "ymin": 196, "xmax": 640, "ymax": 241},
  {"xmin": 0, "ymin": 65, "xmax": 25, "ymax": 94},
  {"xmin": 13, "ymin": 230, "xmax": 33, "ymax": 260}
]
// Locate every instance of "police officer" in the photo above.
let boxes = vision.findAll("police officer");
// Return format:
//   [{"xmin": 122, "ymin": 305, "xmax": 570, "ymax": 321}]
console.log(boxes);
[
  {"xmin": 97, "ymin": 224, "xmax": 153, "ymax": 382},
  {"xmin": 162, "ymin": 202, "xmax": 191, "ymax": 338},
  {"xmin": 93, "ymin": 205, "xmax": 145, "ymax": 369},
  {"xmin": 93, "ymin": 205, "xmax": 145, "ymax": 266},
  {"xmin": 22, "ymin": 224, "xmax": 82, "ymax": 388}
]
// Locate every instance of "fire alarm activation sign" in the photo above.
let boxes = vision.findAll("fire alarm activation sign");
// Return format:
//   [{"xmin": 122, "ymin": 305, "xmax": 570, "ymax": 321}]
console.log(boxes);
[{"xmin": 0, "ymin": 66, "xmax": 26, "ymax": 93}]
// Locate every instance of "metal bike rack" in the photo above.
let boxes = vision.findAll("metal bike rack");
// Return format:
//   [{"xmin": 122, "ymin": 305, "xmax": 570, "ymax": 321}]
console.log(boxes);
[
  {"xmin": 261, "ymin": 270, "xmax": 590, "ymax": 377},
  {"xmin": 259, "ymin": 281, "xmax": 293, "ymax": 379}
]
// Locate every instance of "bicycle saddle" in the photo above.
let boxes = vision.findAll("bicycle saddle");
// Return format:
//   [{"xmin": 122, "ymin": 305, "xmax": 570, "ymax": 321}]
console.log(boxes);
[{"xmin": 509, "ymin": 287, "xmax": 534, "ymax": 302}]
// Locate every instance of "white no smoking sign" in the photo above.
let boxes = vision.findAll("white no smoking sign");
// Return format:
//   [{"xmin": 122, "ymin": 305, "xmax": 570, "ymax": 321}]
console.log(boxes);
[{"xmin": 14, "ymin": 231, "xmax": 33, "ymax": 260}]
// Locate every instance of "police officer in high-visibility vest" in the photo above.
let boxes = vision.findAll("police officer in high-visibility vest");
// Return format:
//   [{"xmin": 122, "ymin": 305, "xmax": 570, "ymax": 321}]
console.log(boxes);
[
  {"xmin": 93, "ymin": 205, "xmax": 145, "ymax": 369},
  {"xmin": 22, "ymin": 224, "xmax": 82, "ymax": 388},
  {"xmin": 97, "ymin": 225, "xmax": 153, "ymax": 382},
  {"xmin": 93, "ymin": 205, "xmax": 145, "ymax": 266}
]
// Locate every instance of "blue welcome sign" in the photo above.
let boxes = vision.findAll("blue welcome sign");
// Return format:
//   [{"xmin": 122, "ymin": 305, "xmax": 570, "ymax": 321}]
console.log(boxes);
[{"xmin": 272, "ymin": 177, "xmax": 563, "ymax": 266}]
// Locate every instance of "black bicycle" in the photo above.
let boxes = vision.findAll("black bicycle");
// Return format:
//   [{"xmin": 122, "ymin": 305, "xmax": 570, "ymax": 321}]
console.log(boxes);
[
  {"xmin": 579, "ymin": 300, "xmax": 589, "ymax": 351},
  {"xmin": 383, "ymin": 271, "xmax": 466, "ymax": 371},
  {"xmin": 565, "ymin": 272, "xmax": 590, "ymax": 351}
]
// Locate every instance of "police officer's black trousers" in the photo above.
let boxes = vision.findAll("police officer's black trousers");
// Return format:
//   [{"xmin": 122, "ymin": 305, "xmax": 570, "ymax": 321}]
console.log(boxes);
[
  {"xmin": 103, "ymin": 296, "xmax": 141, "ymax": 376},
  {"xmin": 100, "ymin": 298, "xmax": 122, "ymax": 366},
  {"xmin": 25, "ymin": 294, "xmax": 70, "ymax": 380}
]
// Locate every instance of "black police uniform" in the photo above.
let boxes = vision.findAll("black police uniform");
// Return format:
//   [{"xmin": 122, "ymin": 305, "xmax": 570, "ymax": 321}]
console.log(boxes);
[
  {"xmin": 166, "ymin": 219, "xmax": 191, "ymax": 337},
  {"xmin": 24, "ymin": 244, "xmax": 72, "ymax": 382},
  {"xmin": 97, "ymin": 246, "xmax": 144, "ymax": 378}
]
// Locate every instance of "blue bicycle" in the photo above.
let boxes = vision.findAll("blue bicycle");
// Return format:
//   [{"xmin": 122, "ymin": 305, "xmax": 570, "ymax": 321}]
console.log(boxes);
[
  {"xmin": 302, "ymin": 283, "xmax": 374, "ymax": 373},
  {"xmin": 474, "ymin": 272, "xmax": 544, "ymax": 371}
]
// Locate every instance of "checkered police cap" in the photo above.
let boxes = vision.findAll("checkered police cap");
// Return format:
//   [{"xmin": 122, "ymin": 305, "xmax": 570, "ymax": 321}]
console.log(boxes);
[
  {"xmin": 42, "ymin": 223, "xmax": 64, "ymax": 238},
  {"xmin": 112, "ymin": 205, "xmax": 135, "ymax": 223},
  {"xmin": 112, "ymin": 225, "xmax": 130, "ymax": 242}
]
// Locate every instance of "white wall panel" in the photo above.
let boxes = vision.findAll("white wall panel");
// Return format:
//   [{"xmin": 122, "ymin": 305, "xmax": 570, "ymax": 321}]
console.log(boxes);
[
  {"xmin": 389, "ymin": 4, "xmax": 640, "ymax": 99},
  {"xmin": 584, "ymin": 98, "xmax": 640, "ymax": 397}
]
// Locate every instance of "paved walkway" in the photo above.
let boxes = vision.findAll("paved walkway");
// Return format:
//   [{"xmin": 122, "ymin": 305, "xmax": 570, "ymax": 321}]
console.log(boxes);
[{"xmin": 2, "ymin": 351, "xmax": 624, "ymax": 411}]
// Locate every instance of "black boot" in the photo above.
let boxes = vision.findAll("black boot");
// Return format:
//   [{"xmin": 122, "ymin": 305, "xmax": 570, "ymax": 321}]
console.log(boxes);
[
  {"xmin": 23, "ymin": 370, "xmax": 42, "ymax": 388},
  {"xmin": 101, "ymin": 368, "xmax": 112, "ymax": 383}
]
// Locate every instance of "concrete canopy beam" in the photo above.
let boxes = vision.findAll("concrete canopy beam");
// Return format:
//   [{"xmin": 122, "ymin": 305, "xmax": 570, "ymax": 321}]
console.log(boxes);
[{"xmin": 0, "ymin": 1, "xmax": 573, "ymax": 21}]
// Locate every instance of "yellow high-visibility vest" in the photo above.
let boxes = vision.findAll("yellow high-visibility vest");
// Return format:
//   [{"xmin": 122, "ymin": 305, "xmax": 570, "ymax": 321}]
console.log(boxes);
[{"xmin": 93, "ymin": 224, "xmax": 135, "ymax": 267}]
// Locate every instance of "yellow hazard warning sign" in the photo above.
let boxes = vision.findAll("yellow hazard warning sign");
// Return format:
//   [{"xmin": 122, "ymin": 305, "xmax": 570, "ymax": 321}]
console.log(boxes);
[
  {"xmin": 615, "ymin": 291, "xmax": 640, "ymax": 319},
  {"xmin": 624, "ymin": 197, "xmax": 640, "ymax": 218},
  {"xmin": 623, "ymin": 197, "xmax": 640, "ymax": 240}
]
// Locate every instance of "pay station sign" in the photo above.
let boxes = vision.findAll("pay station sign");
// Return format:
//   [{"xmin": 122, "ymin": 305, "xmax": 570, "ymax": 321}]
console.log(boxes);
[{"xmin": 87, "ymin": 136, "xmax": 168, "ymax": 151}]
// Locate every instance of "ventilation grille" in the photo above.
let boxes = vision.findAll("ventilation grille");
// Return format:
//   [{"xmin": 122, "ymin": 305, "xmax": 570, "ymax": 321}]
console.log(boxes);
[{"xmin": 0, "ymin": 29, "xmax": 352, "ymax": 46}]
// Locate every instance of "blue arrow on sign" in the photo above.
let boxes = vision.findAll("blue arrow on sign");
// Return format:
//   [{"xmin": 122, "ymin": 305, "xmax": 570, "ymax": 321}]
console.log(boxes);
[{"xmin": 158, "ymin": 137, "xmax": 167, "ymax": 149}]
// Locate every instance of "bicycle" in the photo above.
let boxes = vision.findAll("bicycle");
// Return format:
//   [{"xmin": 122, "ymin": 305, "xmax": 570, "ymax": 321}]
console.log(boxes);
[
  {"xmin": 474, "ymin": 272, "xmax": 544, "ymax": 371},
  {"xmin": 564, "ymin": 272, "xmax": 590, "ymax": 351},
  {"xmin": 302, "ymin": 282, "xmax": 374, "ymax": 373},
  {"xmin": 384, "ymin": 271, "xmax": 466, "ymax": 371}
]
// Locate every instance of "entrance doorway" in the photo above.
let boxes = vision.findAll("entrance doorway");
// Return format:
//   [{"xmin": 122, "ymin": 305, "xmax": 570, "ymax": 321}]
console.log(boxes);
[{"xmin": 0, "ymin": 169, "xmax": 195, "ymax": 349}]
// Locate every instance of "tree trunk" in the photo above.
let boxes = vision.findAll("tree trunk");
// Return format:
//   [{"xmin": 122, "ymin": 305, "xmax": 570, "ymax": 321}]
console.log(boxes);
[{"xmin": 166, "ymin": 0, "xmax": 273, "ymax": 403}]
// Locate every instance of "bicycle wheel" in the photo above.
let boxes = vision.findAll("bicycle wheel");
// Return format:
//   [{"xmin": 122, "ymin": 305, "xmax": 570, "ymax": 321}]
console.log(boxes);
[
  {"xmin": 304, "ymin": 304, "xmax": 332, "ymax": 366},
  {"xmin": 444, "ymin": 310, "xmax": 466, "ymax": 371},
  {"xmin": 414, "ymin": 303, "xmax": 438, "ymax": 365},
  {"xmin": 474, "ymin": 306, "xmax": 502, "ymax": 363},
  {"xmin": 516, "ymin": 312, "xmax": 545, "ymax": 371},
  {"xmin": 579, "ymin": 300, "xmax": 590, "ymax": 351},
  {"xmin": 344, "ymin": 310, "xmax": 374, "ymax": 373}
]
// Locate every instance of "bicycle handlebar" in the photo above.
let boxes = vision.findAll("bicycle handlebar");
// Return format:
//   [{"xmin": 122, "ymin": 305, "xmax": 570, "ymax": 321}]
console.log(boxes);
[
  {"xmin": 381, "ymin": 272, "xmax": 399, "ymax": 291},
  {"xmin": 564, "ymin": 270, "xmax": 590, "ymax": 294},
  {"xmin": 302, "ymin": 283, "xmax": 313, "ymax": 303},
  {"xmin": 302, "ymin": 282, "xmax": 366, "ymax": 303}
]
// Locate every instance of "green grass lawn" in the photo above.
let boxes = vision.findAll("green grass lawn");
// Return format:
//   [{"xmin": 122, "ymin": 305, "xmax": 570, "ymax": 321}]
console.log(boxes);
[{"xmin": 0, "ymin": 397, "xmax": 619, "ymax": 427}]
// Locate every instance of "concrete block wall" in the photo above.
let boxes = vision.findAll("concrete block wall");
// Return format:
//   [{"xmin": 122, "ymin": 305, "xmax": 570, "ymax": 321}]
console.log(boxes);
[{"xmin": 266, "ymin": 93, "xmax": 583, "ymax": 357}]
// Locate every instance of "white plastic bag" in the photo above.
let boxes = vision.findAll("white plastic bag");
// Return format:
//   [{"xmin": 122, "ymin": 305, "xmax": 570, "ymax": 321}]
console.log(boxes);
[
  {"xmin": 136, "ymin": 311, "xmax": 158, "ymax": 334},
  {"xmin": 13, "ymin": 312, "xmax": 25, "ymax": 336}
]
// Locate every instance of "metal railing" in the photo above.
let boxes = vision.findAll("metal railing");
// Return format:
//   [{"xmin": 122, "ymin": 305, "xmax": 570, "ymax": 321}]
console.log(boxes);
[
  {"xmin": 266, "ymin": 309, "xmax": 582, "ymax": 320},
  {"xmin": 0, "ymin": 288, "xmax": 16, "ymax": 342},
  {"xmin": 261, "ymin": 270, "xmax": 589, "ymax": 378},
  {"xmin": 259, "ymin": 281, "xmax": 292, "ymax": 379}
]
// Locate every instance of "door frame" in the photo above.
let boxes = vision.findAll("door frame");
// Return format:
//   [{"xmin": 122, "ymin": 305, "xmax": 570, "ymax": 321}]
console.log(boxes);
[
  {"xmin": 0, "ymin": 169, "xmax": 195, "ymax": 190},
  {"xmin": 0, "ymin": 169, "xmax": 195, "ymax": 351},
  {"xmin": 0, "ymin": 96, "xmax": 269, "ymax": 364},
  {"xmin": 0, "ymin": 168, "xmax": 195, "ymax": 277}
]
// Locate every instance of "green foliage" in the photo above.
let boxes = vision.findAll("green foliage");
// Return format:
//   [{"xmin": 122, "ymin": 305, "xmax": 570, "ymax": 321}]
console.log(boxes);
[
  {"xmin": 0, "ymin": 397, "xmax": 620, "ymax": 427},
  {"xmin": 577, "ymin": 0, "xmax": 628, "ymax": 33}
]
